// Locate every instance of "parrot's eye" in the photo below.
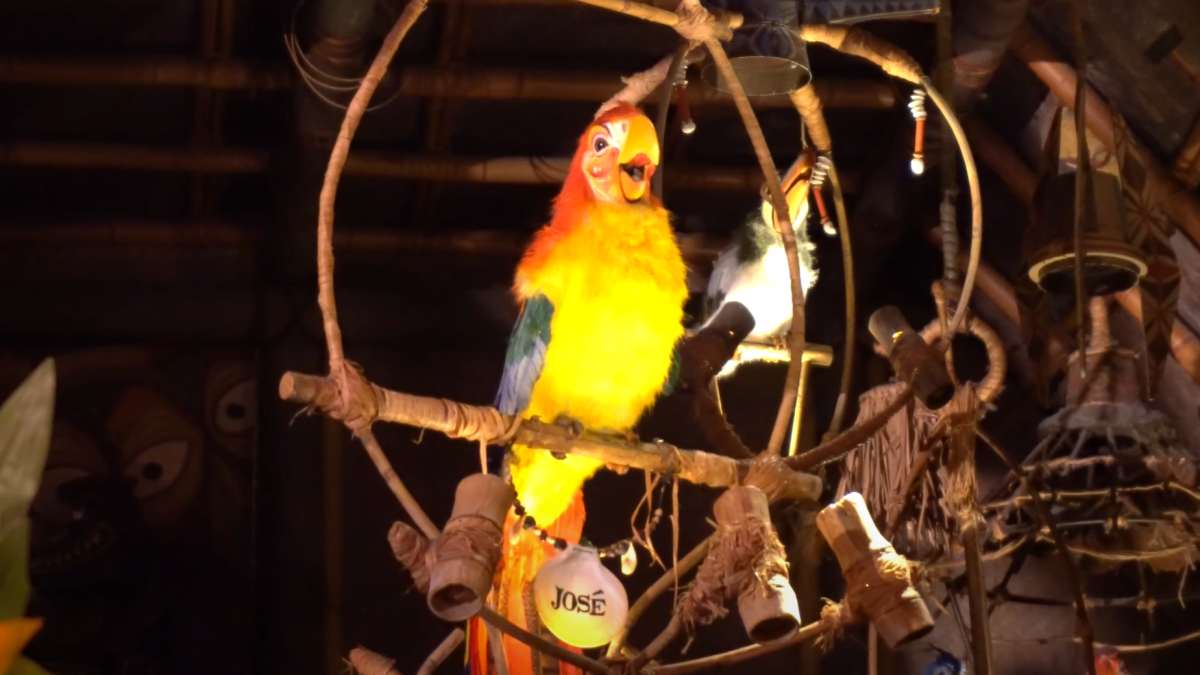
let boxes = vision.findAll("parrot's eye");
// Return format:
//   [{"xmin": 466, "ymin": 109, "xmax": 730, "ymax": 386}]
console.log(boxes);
[{"xmin": 592, "ymin": 136, "xmax": 609, "ymax": 153}]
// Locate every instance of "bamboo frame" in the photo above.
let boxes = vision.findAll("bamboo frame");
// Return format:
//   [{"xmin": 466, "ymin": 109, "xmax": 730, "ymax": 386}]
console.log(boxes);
[{"xmin": 278, "ymin": 0, "xmax": 942, "ymax": 670}]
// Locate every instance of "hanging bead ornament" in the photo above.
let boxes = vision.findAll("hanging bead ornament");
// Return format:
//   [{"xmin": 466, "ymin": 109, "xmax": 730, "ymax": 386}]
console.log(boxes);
[
  {"xmin": 509, "ymin": 499, "xmax": 638, "ymax": 574},
  {"xmin": 675, "ymin": 79, "xmax": 696, "ymax": 135},
  {"xmin": 532, "ymin": 544, "xmax": 629, "ymax": 648},
  {"xmin": 809, "ymin": 155, "xmax": 836, "ymax": 237},
  {"xmin": 908, "ymin": 89, "xmax": 928, "ymax": 175}
]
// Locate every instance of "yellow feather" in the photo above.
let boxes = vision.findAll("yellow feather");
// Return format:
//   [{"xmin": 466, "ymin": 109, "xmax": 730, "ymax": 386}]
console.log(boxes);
[{"xmin": 512, "ymin": 200, "xmax": 688, "ymax": 525}]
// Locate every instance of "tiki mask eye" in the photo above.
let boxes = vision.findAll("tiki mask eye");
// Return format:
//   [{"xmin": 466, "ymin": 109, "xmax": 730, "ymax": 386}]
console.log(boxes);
[
  {"xmin": 124, "ymin": 440, "xmax": 188, "ymax": 499},
  {"xmin": 214, "ymin": 378, "xmax": 257, "ymax": 435}
]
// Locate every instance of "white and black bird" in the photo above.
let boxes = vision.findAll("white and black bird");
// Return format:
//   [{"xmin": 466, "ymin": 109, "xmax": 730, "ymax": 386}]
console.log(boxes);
[{"xmin": 700, "ymin": 150, "xmax": 820, "ymax": 376}]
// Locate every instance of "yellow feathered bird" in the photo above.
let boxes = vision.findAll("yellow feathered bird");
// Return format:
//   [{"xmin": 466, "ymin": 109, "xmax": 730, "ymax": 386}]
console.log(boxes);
[{"xmin": 468, "ymin": 101, "xmax": 687, "ymax": 675}]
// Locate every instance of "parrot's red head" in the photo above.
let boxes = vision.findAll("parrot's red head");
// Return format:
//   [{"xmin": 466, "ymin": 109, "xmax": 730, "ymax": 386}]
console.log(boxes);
[{"xmin": 574, "ymin": 102, "xmax": 661, "ymax": 204}]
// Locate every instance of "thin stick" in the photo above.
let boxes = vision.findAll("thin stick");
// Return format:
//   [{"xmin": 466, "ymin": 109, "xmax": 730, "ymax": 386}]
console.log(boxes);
[
  {"xmin": 360, "ymin": 429, "xmax": 439, "ymax": 539},
  {"xmin": 920, "ymin": 78, "xmax": 982, "ymax": 343},
  {"xmin": 697, "ymin": 30, "xmax": 806, "ymax": 455},
  {"xmin": 417, "ymin": 629, "xmax": 466, "ymax": 675},
  {"xmin": 790, "ymin": 385, "xmax": 914, "ymax": 471},
  {"xmin": 479, "ymin": 607, "xmax": 610, "ymax": 675},
  {"xmin": 317, "ymin": 0, "xmax": 430, "ymax": 366},
  {"xmin": 825, "ymin": 161, "xmax": 855, "ymax": 435},
  {"xmin": 787, "ymin": 84, "xmax": 854, "ymax": 438},
  {"xmin": 606, "ymin": 535, "xmax": 716, "ymax": 657},
  {"xmin": 992, "ymin": 627, "xmax": 1200, "ymax": 653},
  {"xmin": 978, "ymin": 429, "xmax": 1096, "ymax": 675},
  {"xmin": 486, "ymin": 621, "xmax": 511, "ymax": 675},
  {"xmin": 652, "ymin": 619, "xmax": 828, "ymax": 675}
]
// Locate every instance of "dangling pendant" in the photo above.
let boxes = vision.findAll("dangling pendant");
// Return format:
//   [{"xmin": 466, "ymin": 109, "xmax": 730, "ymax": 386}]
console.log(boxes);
[{"xmin": 620, "ymin": 541, "xmax": 638, "ymax": 577}]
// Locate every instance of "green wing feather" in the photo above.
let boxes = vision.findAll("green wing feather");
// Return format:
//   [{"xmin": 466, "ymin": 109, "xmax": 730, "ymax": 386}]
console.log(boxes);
[{"xmin": 495, "ymin": 294, "xmax": 554, "ymax": 416}]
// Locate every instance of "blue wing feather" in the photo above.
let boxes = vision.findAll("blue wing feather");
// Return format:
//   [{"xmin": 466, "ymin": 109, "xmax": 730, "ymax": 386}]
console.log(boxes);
[{"xmin": 495, "ymin": 293, "xmax": 554, "ymax": 417}]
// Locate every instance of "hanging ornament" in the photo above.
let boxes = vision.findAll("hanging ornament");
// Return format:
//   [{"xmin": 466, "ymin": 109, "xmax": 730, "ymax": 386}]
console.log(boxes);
[
  {"xmin": 619, "ymin": 540, "xmax": 637, "ymax": 576},
  {"xmin": 532, "ymin": 545, "xmax": 628, "ymax": 648}
]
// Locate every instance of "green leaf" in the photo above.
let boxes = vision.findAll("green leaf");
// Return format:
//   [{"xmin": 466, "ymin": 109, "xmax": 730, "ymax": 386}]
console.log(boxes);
[
  {"xmin": 0, "ymin": 517, "xmax": 31, "ymax": 621},
  {"xmin": 0, "ymin": 359, "xmax": 56, "ymax": 534},
  {"xmin": 0, "ymin": 359, "xmax": 56, "ymax": 624}
]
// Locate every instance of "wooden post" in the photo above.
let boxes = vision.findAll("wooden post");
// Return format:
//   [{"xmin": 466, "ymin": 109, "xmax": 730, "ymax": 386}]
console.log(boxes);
[
  {"xmin": 427, "ymin": 474, "xmax": 515, "ymax": 621},
  {"xmin": 815, "ymin": 492, "xmax": 934, "ymax": 648},
  {"xmin": 715, "ymin": 487, "xmax": 802, "ymax": 644}
]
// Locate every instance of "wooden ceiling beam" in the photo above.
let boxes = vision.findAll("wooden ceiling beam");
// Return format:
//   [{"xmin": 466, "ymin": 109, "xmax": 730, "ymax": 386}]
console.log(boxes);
[
  {"xmin": 0, "ymin": 58, "xmax": 897, "ymax": 109},
  {"xmin": 0, "ymin": 222, "xmax": 730, "ymax": 263},
  {"xmin": 0, "ymin": 141, "xmax": 861, "ymax": 192}
]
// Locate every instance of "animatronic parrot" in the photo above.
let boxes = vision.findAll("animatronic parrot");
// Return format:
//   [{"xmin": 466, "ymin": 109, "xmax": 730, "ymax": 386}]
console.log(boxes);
[
  {"xmin": 700, "ymin": 150, "xmax": 819, "ymax": 376},
  {"xmin": 466, "ymin": 101, "xmax": 688, "ymax": 675}
]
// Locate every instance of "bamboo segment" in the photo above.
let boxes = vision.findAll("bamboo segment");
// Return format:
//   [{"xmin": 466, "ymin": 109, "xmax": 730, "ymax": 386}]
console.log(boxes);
[
  {"xmin": 427, "ymin": 474, "xmax": 515, "ymax": 621},
  {"xmin": 815, "ymin": 492, "xmax": 933, "ymax": 648}
]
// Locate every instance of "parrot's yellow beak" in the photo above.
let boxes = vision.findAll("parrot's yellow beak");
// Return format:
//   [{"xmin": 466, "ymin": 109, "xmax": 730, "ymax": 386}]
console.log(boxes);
[
  {"xmin": 617, "ymin": 115, "xmax": 660, "ymax": 203},
  {"xmin": 761, "ymin": 149, "xmax": 815, "ymax": 228}
]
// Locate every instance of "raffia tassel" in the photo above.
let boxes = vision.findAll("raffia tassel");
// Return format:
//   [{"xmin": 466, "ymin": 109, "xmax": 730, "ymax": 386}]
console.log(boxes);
[
  {"xmin": 349, "ymin": 647, "xmax": 403, "ymax": 675},
  {"xmin": 677, "ymin": 501, "xmax": 789, "ymax": 631},
  {"xmin": 816, "ymin": 600, "xmax": 850, "ymax": 653}
]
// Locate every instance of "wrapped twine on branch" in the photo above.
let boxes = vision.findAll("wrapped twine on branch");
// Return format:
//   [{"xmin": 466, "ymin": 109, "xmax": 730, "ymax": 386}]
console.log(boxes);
[{"xmin": 389, "ymin": 521, "xmax": 432, "ymax": 592}]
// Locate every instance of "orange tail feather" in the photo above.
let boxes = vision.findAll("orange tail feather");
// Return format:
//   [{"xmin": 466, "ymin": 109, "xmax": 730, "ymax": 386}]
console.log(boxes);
[
  {"xmin": 500, "ymin": 491, "xmax": 587, "ymax": 675},
  {"xmin": 467, "ymin": 616, "xmax": 489, "ymax": 675}
]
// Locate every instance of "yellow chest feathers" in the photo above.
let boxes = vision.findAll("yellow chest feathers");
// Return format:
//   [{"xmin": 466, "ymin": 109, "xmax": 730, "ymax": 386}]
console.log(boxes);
[{"xmin": 522, "ymin": 203, "xmax": 689, "ymax": 432}]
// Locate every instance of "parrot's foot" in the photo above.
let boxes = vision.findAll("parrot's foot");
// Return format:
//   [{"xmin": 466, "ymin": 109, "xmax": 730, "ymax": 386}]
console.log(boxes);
[
  {"xmin": 551, "ymin": 415, "xmax": 585, "ymax": 459},
  {"xmin": 771, "ymin": 333, "xmax": 789, "ymax": 351}
]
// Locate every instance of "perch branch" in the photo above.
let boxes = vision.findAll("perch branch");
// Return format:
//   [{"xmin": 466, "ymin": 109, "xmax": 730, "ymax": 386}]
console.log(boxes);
[
  {"xmin": 979, "ymin": 429, "xmax": 1096, "ymax": 675},
  {"xmin": 280, "ymin": 371, "xmax": 823, "ymax": 501},
  {"xmin": 799, "ymin": 25, "xmax": 923, "ymax": 84},
  {"xmin": 417, "ymin": 629, "xmax": 466, "ymax": 675}
]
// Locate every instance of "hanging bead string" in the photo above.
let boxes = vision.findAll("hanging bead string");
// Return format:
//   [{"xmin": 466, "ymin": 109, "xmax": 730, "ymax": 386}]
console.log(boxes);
[
  {"xmin": 511, "ymin": 498, "xmax": 638, "ymax": 568},
  {"xmin": 670, "ymin": 54, "xmax": 696, "ymax": 135},
  {"xmin": 810, "ymin": 155, "xmax": 836, "ymax": 237},
  {"xmin": 908, "ymin": 89, "xmax": 928, "ymax": 175}
]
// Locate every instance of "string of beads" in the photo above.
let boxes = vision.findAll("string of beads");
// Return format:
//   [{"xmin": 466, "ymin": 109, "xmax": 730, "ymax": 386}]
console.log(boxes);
[{"xmin": 512, "ymin": 498, "xmax": 648, "ymax": 575}]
